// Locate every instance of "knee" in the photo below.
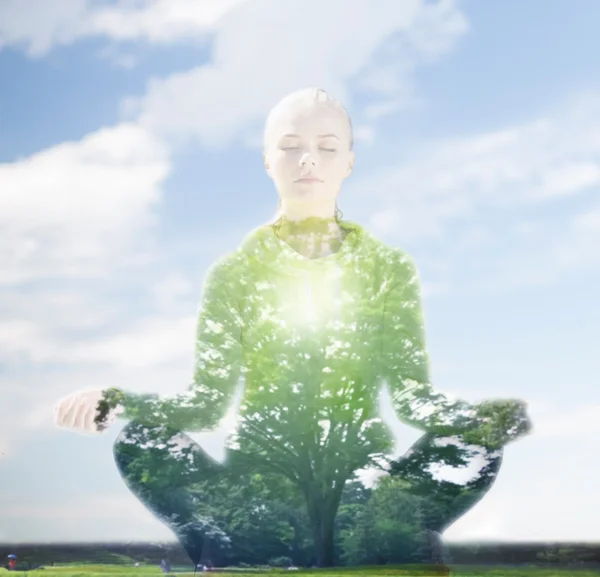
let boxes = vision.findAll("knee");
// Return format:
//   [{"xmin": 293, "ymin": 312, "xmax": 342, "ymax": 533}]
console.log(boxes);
[
  {"xmin": 433, "ymin": 435, "xmax": 504, "ymax": 460},
  {"xmin": 112, "ymin": 421, "xmax": 186, "ymax": 468},
  {"xmin": 112, "ymin": 421, "xmax": 150, "ymax": 467},
  {"xmin": 112, "ymin": 421, "xmax": 134, "ymax": 471},
  {"xmin": 112, "ymin": 420, "xmax": 160, "ymax": 444},
  {"xmin": 112, "ymin": 420, "xmax": 137, "ymax": 450}
]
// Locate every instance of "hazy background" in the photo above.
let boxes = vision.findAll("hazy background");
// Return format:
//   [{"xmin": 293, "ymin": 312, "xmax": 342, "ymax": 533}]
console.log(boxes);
[{"xmin": 1, "ymin": 0, "xmax": 599, "ymax": 544}]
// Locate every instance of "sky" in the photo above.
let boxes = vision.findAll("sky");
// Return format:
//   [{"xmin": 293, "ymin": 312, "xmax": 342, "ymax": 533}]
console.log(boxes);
[{"xmin": 1, "ymin": 0, "xmax": 599, "ymax": 545}]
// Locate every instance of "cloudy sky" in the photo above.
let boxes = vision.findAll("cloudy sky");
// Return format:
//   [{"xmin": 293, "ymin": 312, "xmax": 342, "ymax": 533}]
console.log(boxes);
[{"xmin": 1, "ymin": 0, "xmax": 599, "ymax": 545}]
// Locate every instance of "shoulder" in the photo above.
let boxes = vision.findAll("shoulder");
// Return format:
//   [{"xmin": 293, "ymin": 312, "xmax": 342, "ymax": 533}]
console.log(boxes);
[
  {"xmin": 238, "ymin": 224, "xmax": 274, "ymax": 257},
  {"xmin": 350, "ymin": 222, "xmax": 419, "ymax": 286},
  {"xmin": 203, "ymin": 243, "xmax": 253, "ymax": 290},
  {"xmin": 205, "ymin": 224, "xmax": 278, "ymax": 287},
  {"xmin": 206, "ymin": 250, "xmax": 247, "ymax": 277}
]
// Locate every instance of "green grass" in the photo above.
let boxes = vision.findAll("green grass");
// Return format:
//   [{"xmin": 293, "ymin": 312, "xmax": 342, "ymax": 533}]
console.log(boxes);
[{"xmin": 2, "ymin": 564, "xmax": 599, "ymax": 577}]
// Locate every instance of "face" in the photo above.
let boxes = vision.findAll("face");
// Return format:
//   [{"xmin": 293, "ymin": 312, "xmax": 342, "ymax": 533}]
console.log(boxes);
[{"xmin": 263, "ymin": 102, "xmax": 355, "ymax": 210}]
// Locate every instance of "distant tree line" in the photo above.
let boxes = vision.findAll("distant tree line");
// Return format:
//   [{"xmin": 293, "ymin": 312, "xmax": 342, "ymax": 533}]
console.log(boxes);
[
  {"xmin": 3, "ymin": 540, "xmax": 600, "ymax": 570},
  {"xmin": 2, "ymin": 466, "xmax": 600, "ymax": 570}
]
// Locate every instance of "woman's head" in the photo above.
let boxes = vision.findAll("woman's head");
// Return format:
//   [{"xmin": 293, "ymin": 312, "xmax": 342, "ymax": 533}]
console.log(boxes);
[{"xmin": 263, "ymin": 87, "xmax": 355, "ymax": 221}]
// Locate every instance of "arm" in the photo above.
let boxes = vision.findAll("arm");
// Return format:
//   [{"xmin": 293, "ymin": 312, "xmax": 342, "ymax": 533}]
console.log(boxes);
[
  {"xmin": 380, "ymin": 254, "xmax": 477, "ymax": 437},
  {"xmin": 96, "ymin": 254, "xmax": 245, "ymax": 432}
]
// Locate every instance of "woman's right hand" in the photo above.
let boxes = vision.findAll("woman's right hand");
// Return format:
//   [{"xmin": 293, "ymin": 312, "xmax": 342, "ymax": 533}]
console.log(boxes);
[{"xmin": 54, "ymin": 389, "xmax": 120, "ymax": 434}]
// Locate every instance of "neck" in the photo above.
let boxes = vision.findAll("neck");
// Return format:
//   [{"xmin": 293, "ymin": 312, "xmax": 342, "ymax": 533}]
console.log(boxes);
[
  {"xmin": 274, "ymin": 216, "xmax": 345, "ymax": 259},
  {"xmin": 279, "ymin": 198, "xmax": 337, "ymax": 221}
]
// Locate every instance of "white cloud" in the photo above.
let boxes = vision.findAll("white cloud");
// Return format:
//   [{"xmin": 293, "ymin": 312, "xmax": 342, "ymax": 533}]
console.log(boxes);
[
  {"xmin": 555, "ymin": 202, "xmax": 600, "ymax": 269},
  {"xmin": 86, "ymin": 0, "xmax": 247, "ymax": 43},
  {"xmin": 358, "ymin": 0, "xmax": 468, "ymax": 121},
  {"xmin": 1, "ymin": 0, "xmax": 469, "ymax": 146},
  {"xmin": 0, "ymin": 118, "xmax": 178, "ymax": 462},
  {"xmin": 349, "ymin": 95, "xmax": 600, "ymax": 238},
  {"xmin": 3, "ymin": 0, "xmax": 598, "ymax": 546},
  {"xmin": 0, "ymin": 379, "xmax": 61, "ymax": 460},
  {"xmin": 446, "ymin": 441, "xmax": 600, "ymax": 543},
  {"xmin": 446, "ymin": 504, "xmax": 507, "ymax": 542},
  {"xmin": 1, "ymin": 0, "xmax": 467, "ymax": 137},
  {"xmin": 0, "ymin": 0, "xmax": 89, "ymax": 56},
  {"xmin": 0, "ymin": 0, "xmax": 247, "ymax": 56},
  {"xmin": 528, "ymin": 402, "xmax": 600, "ymax": 440},
  {"xmin": 469, "ymin": 200, "xmax": 600, "ymax": 290},
  {"xmin": 0, "ymin": 436, "xmax": 9, "ymax": 458},
  {"xmin": 0, "ymin": 311, "xmax": 196, "ymax": 367},
  {"xmin": 2, "ymin": 493, "xmax": 147, "ymax": 521},
  {"xmin": 151, "ymin": 272, "xmax": 196, "ymax": 310},
  {"xmin": 335, "ymin": 91, "xmax": 600, "ymax": 289},
  {"xmin": 132, "ymin": 0, "xmax": 467, "ymax": 148},
  {"xmin": 0, "ymin": 122, "xmax": 170, "ymax": 285},
  {"xmin": 0, "ymin": 351, "xmax": 200, "ymax": 461},
  {"xmin": 0, "ymin": 289, "xmax": 121, "ymax": 334},
  {"xmin": 70, "ymin": 314, "xmax": 196, "ymax": 368},
  {"xmin": 0, "ymin": 492, "xmax": 175, "ymax": 542}
]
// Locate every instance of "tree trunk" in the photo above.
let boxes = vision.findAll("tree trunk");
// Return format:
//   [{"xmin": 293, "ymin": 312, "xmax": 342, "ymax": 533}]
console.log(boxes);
[
  {"xmin": 316, "ymin": 512, "xmax": 336, "ymax": 567},
  {"xmin": 307, "ymin": 487, "xmax": 343, "ymax": 567},
  {"xmin": 288, "ymin": 513, "xmax": 305, "ymax": 565}
]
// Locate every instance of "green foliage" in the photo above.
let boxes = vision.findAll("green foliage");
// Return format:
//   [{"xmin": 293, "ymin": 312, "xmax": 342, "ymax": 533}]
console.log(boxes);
[
  {"xmin": 189, "ymin": 468, "xmax": 305, "ymax": 566},
  {"xmin": 337, "ymin": 477, "xmax": 423, "ymax": 566},
  {"xmin": 536, "ymin": 546, "xmax": 579, "ymax": 565},
  {"xmin": 267, "ymin": 556, "xmax": 293, "ymax": 567},
  {"xmin": 107, "ymin": 223, "xmax": 532, "ymax": 567}
]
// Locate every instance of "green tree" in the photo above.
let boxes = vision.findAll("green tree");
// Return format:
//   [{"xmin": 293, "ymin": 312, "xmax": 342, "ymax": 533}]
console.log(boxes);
[
  {"xmin": 191, "ymin": 469, "xmax": 297, "ymax": 565},
  {"xmin": 101, "ymin": 225, "xmax": 531, "ymax": 567},
  {"xmin": 338, "ymin": 476, "xmax": 422, "ymax": 566}
]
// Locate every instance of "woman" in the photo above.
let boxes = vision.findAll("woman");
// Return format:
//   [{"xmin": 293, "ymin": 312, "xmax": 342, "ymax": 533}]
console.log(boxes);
[{"xmin": 55, "ymin": 88, "xmax": 531, "ymax": 569}]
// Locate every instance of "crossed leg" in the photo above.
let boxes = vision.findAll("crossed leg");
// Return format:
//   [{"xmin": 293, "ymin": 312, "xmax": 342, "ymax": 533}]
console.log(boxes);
[
  {"xmin": 113, "ymin": 421, "xmax": 257, "ymax": 566},
  {"xmin": 388, "ymin": 432, "xmax": 504, "ymax": 563},
  {"xmin": 114, "ymin": 422, "xmax": 503, "ymax": 568}
]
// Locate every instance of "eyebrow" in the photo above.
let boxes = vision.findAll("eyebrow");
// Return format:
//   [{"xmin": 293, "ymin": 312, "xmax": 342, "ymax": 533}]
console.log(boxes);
[{"xmin": 280, "ymin": 133, "xmax": 340, "ymax": 139}]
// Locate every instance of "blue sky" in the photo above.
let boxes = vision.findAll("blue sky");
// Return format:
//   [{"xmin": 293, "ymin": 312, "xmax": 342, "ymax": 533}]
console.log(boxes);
[{"xmin": 1, "ymin": 0, "xmax": 599, "ymax": 544}]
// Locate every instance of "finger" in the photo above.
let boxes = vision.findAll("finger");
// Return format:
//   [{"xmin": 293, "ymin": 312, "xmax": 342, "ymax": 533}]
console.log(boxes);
[
  {"xmin": 80, "ymin": 403, "xmax": 91, "ymax": 433},
  {"xmin": 65, "ymin": 395, "xmax": 81, "ymax": 428},
  {"xmin": 81, "ymin": 397, "xmax": 95, "ymax": 431},
  {"xmin": 63, "ymin": 398, "xmax": 77, "ymax": 429},
  {"xmin": 69, "ymin": 396, "xmax": 86, "ymax": 430},
  {"xmin": 57, "ymin": 399, "xmax": 72, "ymax": 427},
  {"xmin": 74, "ymin": 398, "xmax": 89, "ymax": 431}
]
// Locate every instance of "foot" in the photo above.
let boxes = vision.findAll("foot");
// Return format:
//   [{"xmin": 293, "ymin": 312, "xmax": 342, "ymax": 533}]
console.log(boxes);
[
  {"xmin": 174, "ymin": 518, "xmax": 231, "ymax": 565},
  {"xmin": 415, "ymin": 529, "xmax": 451, "ymax": 569},
  {"xmin": 427, "ymin": 529, "xmax": 450, "ymax": 565}
]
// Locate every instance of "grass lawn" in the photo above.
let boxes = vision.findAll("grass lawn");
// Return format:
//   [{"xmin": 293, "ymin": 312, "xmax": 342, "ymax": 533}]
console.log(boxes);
[{"xmin": 1, "ymin": 564, "xmax": 599, "ymax": 577}]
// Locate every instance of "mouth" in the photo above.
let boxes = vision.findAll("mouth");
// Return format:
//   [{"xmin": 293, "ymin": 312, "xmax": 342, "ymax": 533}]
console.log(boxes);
[{"xmin": 295, "ymin": 176, "xmax": 323, "ymax": 183}]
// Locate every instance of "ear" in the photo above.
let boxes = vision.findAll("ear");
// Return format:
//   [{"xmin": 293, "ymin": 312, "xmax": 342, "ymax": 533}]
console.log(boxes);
[
  {"xmin": 346, "ymin": 151, "xmax": 355, "ymax": 176},
  {"xmin": 263, "ymin": 152, "xmax": 273, "ymax": 178}
]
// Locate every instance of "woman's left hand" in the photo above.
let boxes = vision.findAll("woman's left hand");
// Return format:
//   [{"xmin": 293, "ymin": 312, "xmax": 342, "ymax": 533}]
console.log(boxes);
[{"xmin": 463, "ymin": 399, "xmax": 532, "ymax": 449}]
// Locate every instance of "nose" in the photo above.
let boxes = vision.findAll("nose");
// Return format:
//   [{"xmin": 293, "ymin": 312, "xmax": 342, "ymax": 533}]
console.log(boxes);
[{"xmin": 299, "ymin": 153, "xmax": 316, "ymax": 168}]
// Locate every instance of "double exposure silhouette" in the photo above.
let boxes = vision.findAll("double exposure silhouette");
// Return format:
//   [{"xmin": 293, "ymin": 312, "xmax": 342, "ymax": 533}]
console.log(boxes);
[{"xmin": 55, "ymin": 88, "xmax": 532, "ymax": 571}]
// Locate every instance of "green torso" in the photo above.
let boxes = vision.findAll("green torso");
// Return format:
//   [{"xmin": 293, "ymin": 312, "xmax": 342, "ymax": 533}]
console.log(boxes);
[
  {"xmin": 119, "ymin": 220, "xmax": 429, "ymax": 475},
  {"xmin": 224, "ymin": 222, "xmax": 411, "ymax": 467}
]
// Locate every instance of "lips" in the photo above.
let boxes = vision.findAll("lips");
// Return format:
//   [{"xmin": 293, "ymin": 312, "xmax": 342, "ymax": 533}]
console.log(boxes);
[{"xmin": 296, "ymin": 175, "xmax": 322, "ymax": 183}]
